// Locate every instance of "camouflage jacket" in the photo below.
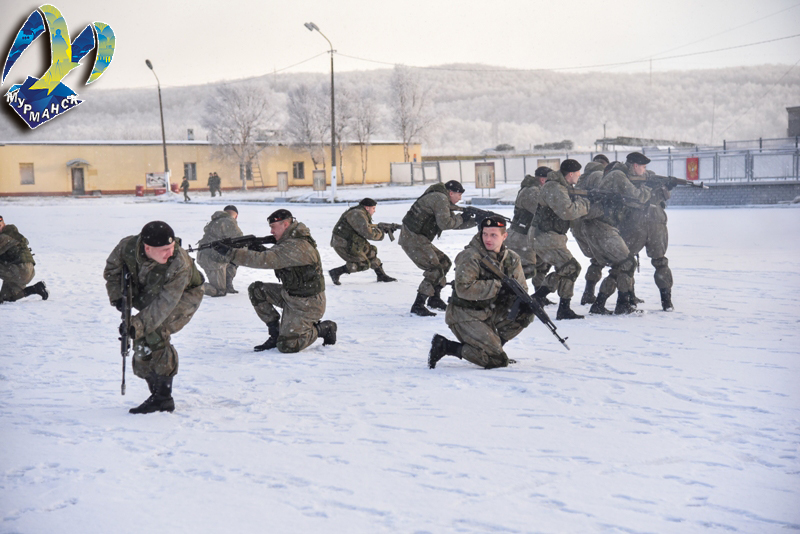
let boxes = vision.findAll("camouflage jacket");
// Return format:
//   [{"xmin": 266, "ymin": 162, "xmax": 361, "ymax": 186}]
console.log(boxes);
[
  {"xmin": 595, "ymin": 162, "xmax": 653, "ymax": 226},
  {"xmin": 509, "ymin": 174, "xmax": 542, "ymax": 235},
  {"xmin": 534, "ymin": 171, "xmax": 590, "ymax": 234},
  {"xmin": 331, "ymin": 205, "xmax": 385, "ymax": 255},
  {"xmin": 402, "ymin": 183, "xmax": 473, "ymax": 241},
  {"xmin": 0, "ymin": 224, "xmax": 35, "ymax": 265}
]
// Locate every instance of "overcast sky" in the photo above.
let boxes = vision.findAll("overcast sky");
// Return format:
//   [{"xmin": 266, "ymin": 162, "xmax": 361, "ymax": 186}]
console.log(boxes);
[{"xmin": 1, "ymin": 0, "xmax": 799, "ymax": 91}]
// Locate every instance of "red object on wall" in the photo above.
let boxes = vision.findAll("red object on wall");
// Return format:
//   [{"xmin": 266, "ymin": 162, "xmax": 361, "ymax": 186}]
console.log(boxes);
[
  {"xmin": 170, "ymin": 183, "xmax": 180, "ymax": 193},
  {"xmin": 135, "ymin": 185, "xmax": 144, "ymax": 197},
  {"xmin": 686, "ymin": 157, "xmax": 699, "ymax": 180}
]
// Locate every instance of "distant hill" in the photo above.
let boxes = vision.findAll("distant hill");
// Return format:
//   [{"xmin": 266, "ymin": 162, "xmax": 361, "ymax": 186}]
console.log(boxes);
[{"xmin": 1, "ymin": 64, "xmax": 798, "ymax": 155}]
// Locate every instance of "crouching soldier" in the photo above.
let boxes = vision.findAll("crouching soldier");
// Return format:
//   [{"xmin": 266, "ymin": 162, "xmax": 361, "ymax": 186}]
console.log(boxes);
[
  {"xmin": 213, "ymin": 209, "xmax": 337, "ymax": 353},
  {"xmin": 196, "ymin": 205, "xmax": 243, "ymax": 297},
  {"xmin": 329, "ymin": 198, "xmax": 399, "ymax": 285},
  {"xmin": 399, "ymin": 180, "xmax": 477, "ymax": 316},
  {"xmin": 0, "ymin": 215, "xmax": 49, "ymax": 303},
  {"xmin": 104, "ymin": 221, "xmax": 205, "ymax": 414},
  {"xmin": 428, "ymin": 216, "xmax": 535, "ymax": 370}
]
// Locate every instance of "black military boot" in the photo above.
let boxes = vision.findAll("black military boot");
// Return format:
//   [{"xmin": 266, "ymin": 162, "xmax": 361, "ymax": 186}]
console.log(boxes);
[
  {"xmin": 374, "ymin": 266, "xmax": 397, "ymax": 283},
  {"xmin": 254, "ymin": 320, "xmax": 280, "ymax": 352},
  {"xmin": 556, "ymin": 298, "xmax": 584, "ymax": 320},
  {"xmin": 428, "ymin": 334, "xmax": 463, "ymax": 369},
  {"xmin": 329, "ymin": 265, "xmax": 348, "ymax": 286},
  {"xmin": 315, "ymin": 320, "xmax": 337, "ymax": 346},
  {"xmin": 660, "ymin": 288, "xmax": 674, "ymax": 311},
  {"xmin": 630, "ymin": 287, "xmax": 644, "ymax": 305},
  {"xmin": 580, "ymin": 281, "xmax": 597, "ymax": 305},
  {"xmin": 589, "ymin": 292, "xmax": 614, "ymax": 315},
  {"xmin": 427, "ymin": 286, "xmax": 448, "ymax": 311},
  {"xmin": 614, "ymin": 292, "xmax": 638, "ymax": 315},
  {"xmin": 411, "ymin": 292, "xmax": 436, "ymax": 317},
  {"xmin": 23, "ymin": 281, "xmax": 49, "ymax": 300},
  {"xmin": 130, "ymin": 375, "xmax": 174, "ymax": 414},
  {"xmin": 532, "ymin": 286, "xmax": 552, "ymax": 307},
  {"xmin": 226, "ymin": 286, "xmax": 239, "ymax": 294}
]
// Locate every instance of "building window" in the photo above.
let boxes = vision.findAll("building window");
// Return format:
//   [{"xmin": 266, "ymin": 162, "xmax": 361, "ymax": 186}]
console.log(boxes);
[
  {"xmin": 239, "ymin": 163, "xmax": 253, "ymax": 181},
  {"xmin": 184, "ymin": 162, "xmax": 197, "ymax": 181},
  {"xmin": 292, "ymin": 162, "xmax": 305, "ymax": 180},
  {"xmin": 19, "ymin": 163, "xmax": 34, "ymax": 185}
]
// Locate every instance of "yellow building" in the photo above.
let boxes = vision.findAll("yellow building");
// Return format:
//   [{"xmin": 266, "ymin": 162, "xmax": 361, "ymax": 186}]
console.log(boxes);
[{"xmin": 0, "ymin": 140, "xmax": 419, "ymax": 196}]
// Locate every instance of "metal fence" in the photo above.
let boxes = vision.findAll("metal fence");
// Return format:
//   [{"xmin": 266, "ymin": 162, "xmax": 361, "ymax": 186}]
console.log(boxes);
[{"xmin": 391, "ymin": 144, "xmax": 800, "ymax": 185}]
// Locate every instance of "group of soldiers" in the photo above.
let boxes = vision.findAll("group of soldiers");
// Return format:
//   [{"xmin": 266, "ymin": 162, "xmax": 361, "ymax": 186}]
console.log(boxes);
[
  {"xmin": 179, "ymin": 172, "xmax": 224, "ymax": 203},
  {"xmin": 2, "ymin": 150, "xmax": 675, "ymax": 414}
]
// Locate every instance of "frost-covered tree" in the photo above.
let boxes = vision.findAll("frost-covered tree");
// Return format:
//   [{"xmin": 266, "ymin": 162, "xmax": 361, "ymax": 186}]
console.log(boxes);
[
  {"xmin": 390, "ymin": 65, "xmax": 433, "ymax": 162},
  {"xmin": 285, "ymin": 83, "xmax": 328, "ymax": 171},
  {"xmin": 202, "ymin": 84, "xmax": 275, "ymax": 190},
  {"xmin": 352, "ymin": 88, "xmax": 378, "ymax": 183}
]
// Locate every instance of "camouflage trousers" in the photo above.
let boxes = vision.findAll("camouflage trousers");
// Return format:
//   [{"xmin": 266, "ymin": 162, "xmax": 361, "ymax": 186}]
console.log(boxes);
[
  {"xmin": 131, "ymin": 285, "xmax": 204, "ymax": 379},
  {"xmin": 572, "ymin": 219, "xmax": 605, "ymax": 286},
  {"xmin": 198, "ymin": 252, "xmax": 238, "ymax": 297},
  {"xmin": 0, "ymin": 262, "xmax": 34, "ymax": 302},
  {"xmin": 332, "ymin": 243, "xmax": 382, "ymax": 273},
  {"xmin": 533, "ymin": 231, "xmax": 581, "ymax": 299},
  {"xmin": 398, "ymin": 227, "xmax": 451, "ymax": 297},
  {"xmin": 248, "ymin": 282, "xmax": 326, "ymax": 353},
  {"xmin": 505, "ymin": 229, "xmax": 537, "ymax": 281},
  {"xmin": 448, "ymin": 306, "xmax": 534, "ymax": 369},
  {"xmin": 620, "ymin": 206, "xmax": 673, "ymax": 290},
  {"xmin": 581, "ymin": 219, "xmax": 636, "ymax": 294}
]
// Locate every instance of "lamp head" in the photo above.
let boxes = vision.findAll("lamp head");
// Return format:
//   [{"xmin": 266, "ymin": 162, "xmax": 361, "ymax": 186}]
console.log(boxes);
[
  {"xmin": 145, "ymin": 59, "xmax": 153, "ymax": 70},
  {"xmin": 304, "ymin": 22, "xmax": 319, "ymax": 32}
]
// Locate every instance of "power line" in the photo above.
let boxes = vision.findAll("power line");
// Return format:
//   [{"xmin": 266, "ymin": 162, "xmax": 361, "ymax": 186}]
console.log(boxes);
[{"xmin": 335, "ymin": 33, "xmax": 800, "ymax": 73}]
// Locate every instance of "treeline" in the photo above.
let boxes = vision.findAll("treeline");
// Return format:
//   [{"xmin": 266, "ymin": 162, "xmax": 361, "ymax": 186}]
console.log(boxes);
[{"xmin": 1, "ymin": 64, "xmax": 797, "ymax": 155}]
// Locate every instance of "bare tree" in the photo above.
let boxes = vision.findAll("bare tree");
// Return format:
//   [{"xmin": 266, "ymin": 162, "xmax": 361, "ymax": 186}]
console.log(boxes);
[
  {"xmin": 390, "ymin": 65, "xmax": 433, "ymax": 162},
  {"xmin": 203, "ymin": 84, "xmax": 275, "ymax": 190},
  {"xmin": 332, "ymin": 85, "xmax": 354, "ymax": 185},
  {"xmin": 286, "ymin": 83, "xmax": 327, "ymax": 171},
  {"xmin": 352, "ymin": 88, "xmax": 378, "ymax": 184}
]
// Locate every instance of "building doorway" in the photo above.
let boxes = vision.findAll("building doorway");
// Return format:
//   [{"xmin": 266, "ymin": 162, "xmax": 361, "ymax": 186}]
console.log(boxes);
[{"xmin": 71, "ymin": 167, "xmax": 85, "ymax": 195}]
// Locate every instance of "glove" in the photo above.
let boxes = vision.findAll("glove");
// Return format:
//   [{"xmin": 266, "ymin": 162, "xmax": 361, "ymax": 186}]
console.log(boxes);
[
  {"xmin": 119, "ymin": 321, "xmax": 135, "ymax": 338},
  {"xmin": 113, "ymin": 298, "xmax": 124, "ymax": 312},
  {"xmin": 212, "ymin": 242, "xmax": 232, "ymax": 257},
  {"xmin": 248, "ymin": 244, "xmax": 267, "ymax": 252}
]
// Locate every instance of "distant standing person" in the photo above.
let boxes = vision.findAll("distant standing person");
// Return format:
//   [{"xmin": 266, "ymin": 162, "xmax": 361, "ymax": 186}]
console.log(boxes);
[
  {"xmin": 212, "ymin": 209, "xmax": 337, "ymax": 353},
  {"xmin": 103, "ymin": 221, "xmax": 205, "ymax": 414},
  {"xmin": 399, "ymin": 180, "xmax": 477, "ymax": 316},
  {"xmin": 196, "ymin": 205, "xmax": 243, "ymax": 297},
  {"xmin": 212, "ymin": 172, "xmax": 222, "ymax": 197},
  {"xmin": 180, "ymin": 175, "xmax": 191, "ymax": 202},
  {"xmin": 329, "ymin": 198, "xmax": 400, "ymax": 285},
  {"xmin": 0, "ymin": 215, "xmax": 49, "ymax": 303}
]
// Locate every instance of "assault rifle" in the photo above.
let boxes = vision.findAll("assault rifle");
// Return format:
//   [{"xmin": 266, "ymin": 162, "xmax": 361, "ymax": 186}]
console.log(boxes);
[
  {"xmin": 120, "ymin": 263, "xmax": 133, "ymax": 396},
  {"xmin": 187, "ymin": 234, "xmax": 276, "ymax": 253},
  {"xmin": 479, "ymin": 256, "xmax": 570, "ymax": 351},
  {"xmin": 632, "ymin": 174, "xmax": 709, "ymax": 190},
  {"xmin": 453, "ymin": 206, "xmax": 511, "ymax": 225},
  {"xmin": 377, "ymin": 222, "xmax": 402, "ymax": 242}
]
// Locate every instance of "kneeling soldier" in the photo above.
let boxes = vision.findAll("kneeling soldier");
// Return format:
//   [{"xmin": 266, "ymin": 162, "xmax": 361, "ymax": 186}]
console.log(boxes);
[
  {"xmin": 428, "ymin": 216, "xmax": 535, "ymax": 370},
  {"xmin": 0, "ymin": 215, "xmax": 48, "ymax": 303},
  {"xmin": 329, "ymin": 198, "xmax": 399, "ymax": 285},
  {"xmin": 214, "ymin": 209, "xmax": 337, "ymax": 353},
  {"xmin": 104, "ymin": 221, "xmax": 205, "ymax": 414},
  {"xmin": 196, "ymin": 205, "xmax": 243, "ymax": 297}
]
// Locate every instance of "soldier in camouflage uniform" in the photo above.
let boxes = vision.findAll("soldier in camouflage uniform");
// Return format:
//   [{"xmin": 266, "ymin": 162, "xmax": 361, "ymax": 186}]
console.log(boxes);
[
  {"xmin": 428, "ymin": 216, "xmax": 535, "ymax": 370},
  {"xmin": 505, "ymin": 166, "xmax": 549, "ymax": 288},
  {"xmin": 530, "ymin": 160, "xmax": 592, "ymax": 320},
  {"xmin": 618, "ymin": 168, "xmax": 675, "ymax": 311},
  {"xmin": 399, "ymin": 180, "xmax": 477, "ymax": 316},
  {"xmin": 581, "ymin": 153, "xmax": 658, "ymax": 315},
  {"xmin": 572, "ymin": 154, "xmax": 610, "ymax": 305},
  {"xmin": 214, "ymin": 209, "xmax": 336, "ymax": 353},
  {"xmin": 180, "ymin": 175, "xmax": 191, "ymax": 202},
  {"xmin": 104, "ymin": 221, "xmax": 205, "ymax": 414},
  {"xmin": 196, "ymin": 205, "xmax": 243, "ymax": 297},
  {"xmin": 329, "ymin": 198, "xmax": 400, "ymax": 285},
  {"xmin": 0, "ymin": 216, "xmax": 48, "ymax": 303}
]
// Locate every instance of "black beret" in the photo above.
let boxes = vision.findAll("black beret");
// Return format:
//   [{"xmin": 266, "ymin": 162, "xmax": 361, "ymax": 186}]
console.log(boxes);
[
  {"xmin": 268, "ymin": 209, "xmax": 293, "ymax": 224},
  {"xmin": 223, "ymin": 205, "xmax": 238, "ymax": 214},
  {"xmin": 592, "ymin": 154, "xmax": 610, "ymax": 164},
  {"xmin": 534, "ymin": 166, "xmax": 551, "ymax": 178},
  {"xmin": 359, "ymin": 198, "xmax": 377, "ymax": 207},
  {"xmin": 560, "ymin": 159, "xmax": 582, "ymax": 174},
  {"xmin": 480, "ymin": 215, "xmax": 507, "ymax": 229},
  {"xmin": 141, "ymin": 221, "xmax": 175, "ymax": 247},
  {"xmin": 444, "ymin": 180, "xmax": 465, "ymax": 193},
  {"xmin": 626, "ymin": 152, "xmax": 651, "ymax": 165}
]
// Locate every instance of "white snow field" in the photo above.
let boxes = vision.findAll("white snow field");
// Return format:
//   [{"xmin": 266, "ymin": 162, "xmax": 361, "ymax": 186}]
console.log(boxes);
[{"xmin": 1, "ymin": 188, "xmax": 799, "ymax": 534}]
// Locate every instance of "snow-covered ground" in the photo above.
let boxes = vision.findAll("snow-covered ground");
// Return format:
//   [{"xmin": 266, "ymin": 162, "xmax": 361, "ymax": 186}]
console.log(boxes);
[{"xmin": 2, "ymin": 188, "xmax": 799, "ymax": 533}]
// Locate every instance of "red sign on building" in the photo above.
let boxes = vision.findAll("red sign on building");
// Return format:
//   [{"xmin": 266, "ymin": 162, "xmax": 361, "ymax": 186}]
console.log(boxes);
[{"xmin": 686, "ymin": 157, "xmax": 699, "ymax": 180}]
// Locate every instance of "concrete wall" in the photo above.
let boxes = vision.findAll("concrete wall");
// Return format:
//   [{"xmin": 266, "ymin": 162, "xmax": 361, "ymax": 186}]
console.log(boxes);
[
  {"xmin": 667, "ymin": 181, "xmax": 800, "ymax": 206},
  {"xmin": 0, "ymin": 141, "xmax": 416, "ymax": 196}
]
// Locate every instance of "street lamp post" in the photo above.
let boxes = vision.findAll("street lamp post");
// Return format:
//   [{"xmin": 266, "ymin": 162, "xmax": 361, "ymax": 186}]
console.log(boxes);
[
  {"xmin": 145, "ymin": 59, "xmax": 170, "ymax": 186},
  {"xmin": 304, "ymin": 22, "xmax": 336, "ymax": 201}
]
